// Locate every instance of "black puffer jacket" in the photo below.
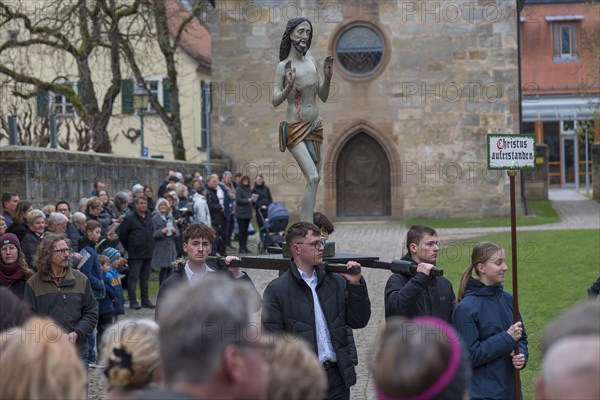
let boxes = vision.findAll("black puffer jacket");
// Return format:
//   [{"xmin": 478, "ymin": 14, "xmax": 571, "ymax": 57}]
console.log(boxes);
[
  {"xmin": 251, "ymin": 183, "xmax": 272, "ymax": 212},
  {"xmin": 117, "ymin": 211, "xmax": 154, "ymax": 260},
  {"xmin": 262, "ymin": 261, "xmax": 371, "ymax": 388},
  {"xmin": 384, "ymin": 253, "xmax": 455, "ymax": 322}
]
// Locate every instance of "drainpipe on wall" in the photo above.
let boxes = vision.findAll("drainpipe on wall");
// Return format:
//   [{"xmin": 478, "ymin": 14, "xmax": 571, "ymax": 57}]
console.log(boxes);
[
  {"xmin": 517, "ymin": 0, "xmax": 530, "ymax": 215},
  {"xmin": 201, "ymin": 80, "xmax": 212, "ymax": 175}
]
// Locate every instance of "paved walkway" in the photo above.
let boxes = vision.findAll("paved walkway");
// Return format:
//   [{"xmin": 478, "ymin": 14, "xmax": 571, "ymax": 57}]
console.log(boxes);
[{"xmin": 89, "ymin": 191, "xmax": 598, "ymax": 399}]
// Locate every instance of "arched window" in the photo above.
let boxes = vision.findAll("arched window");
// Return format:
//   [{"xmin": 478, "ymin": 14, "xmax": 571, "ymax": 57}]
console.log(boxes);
[{"xmin": 335, "ymin": 26, "xmax": 385, "ymax": 76}]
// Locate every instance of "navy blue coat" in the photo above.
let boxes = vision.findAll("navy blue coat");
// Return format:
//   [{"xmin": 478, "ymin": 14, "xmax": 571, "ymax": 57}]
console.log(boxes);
[
  {"xmin": 452, "ymin": 278, "xmax": 528, "ymax": 400},
  {"xmin": 78, "ymin": 238, "xmax": 106, "ymax": 300},
  {"xmin": 105, "ymin": 268, "xmax": 125, "ymax": 315}
]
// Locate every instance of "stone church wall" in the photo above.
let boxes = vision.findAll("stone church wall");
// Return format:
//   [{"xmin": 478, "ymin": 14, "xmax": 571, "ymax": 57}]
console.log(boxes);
[{"xmin": 206, "ymin": 0, "xmax": 522, "ymax": 220}]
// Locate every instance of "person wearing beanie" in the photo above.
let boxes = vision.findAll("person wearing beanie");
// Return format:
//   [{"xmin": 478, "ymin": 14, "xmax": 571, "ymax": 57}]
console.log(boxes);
[
  {"xmin": 102, "ymin": 247, "xmax": 121, "ymax": 264},
  {"xmin": 101, "ymin": 248, "xmax": 125, "ymax": 321},
  {"xmin": 0, "ymin": 233, "xmax": 34, "ymax": 299}
]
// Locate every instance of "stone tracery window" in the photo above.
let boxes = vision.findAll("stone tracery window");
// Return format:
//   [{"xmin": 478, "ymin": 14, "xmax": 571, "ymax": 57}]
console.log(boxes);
[{"xmin": 335, "ymin": 25, "xmax": 384, "ymax": 76}]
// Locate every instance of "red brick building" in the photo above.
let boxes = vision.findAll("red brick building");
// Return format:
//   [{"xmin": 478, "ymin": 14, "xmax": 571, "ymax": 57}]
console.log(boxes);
[{"xmin": 520, "ymin": 0, "xmax": 600, "ymax": 187}]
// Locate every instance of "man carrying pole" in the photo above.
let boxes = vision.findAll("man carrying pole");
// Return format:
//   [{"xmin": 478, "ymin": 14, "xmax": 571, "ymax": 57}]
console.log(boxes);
[{"xmin": 262, "ymin": 222, "xmax": 371, "ymax": 400}]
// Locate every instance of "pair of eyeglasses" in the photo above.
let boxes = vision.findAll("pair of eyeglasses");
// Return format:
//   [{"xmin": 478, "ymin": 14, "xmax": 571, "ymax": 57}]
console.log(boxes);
[
  {"xmin": 295, "ymin": 238, "xmax": 327, "ymax": 250},
  {"xmin": 0, "ymin": 245, "xmax": 17, "ymax": 253},
  {"xmin": 52, "ymin": 248, "xmax": 73, "ymax": 254}
]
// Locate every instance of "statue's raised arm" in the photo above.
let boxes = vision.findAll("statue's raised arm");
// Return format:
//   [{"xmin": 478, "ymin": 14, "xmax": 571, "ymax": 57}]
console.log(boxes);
[{"xmin": 273, "ymin": 17, "xmax": 334, "ymax": 222}]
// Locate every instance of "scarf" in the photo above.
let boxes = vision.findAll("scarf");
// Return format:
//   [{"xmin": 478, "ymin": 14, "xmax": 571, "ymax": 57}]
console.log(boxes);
[{"xmin": 0, "ymin": 259, "xmax": 24, "ymax": 286}]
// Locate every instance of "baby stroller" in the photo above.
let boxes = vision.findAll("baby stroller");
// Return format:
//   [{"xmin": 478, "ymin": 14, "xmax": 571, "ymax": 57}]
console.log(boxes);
[{"xmin": 257, "ymin": 202, "xmax": 289, "ymax": 254}]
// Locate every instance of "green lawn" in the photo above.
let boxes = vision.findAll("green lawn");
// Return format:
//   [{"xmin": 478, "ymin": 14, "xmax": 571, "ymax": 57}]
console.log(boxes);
[
  {"xmin": 407, "ymin": 200, "xmax": 561, "ymax": 228},
  {"xmin": 439, "ymin": 229, "xmax": 600, "ymax": 399}
]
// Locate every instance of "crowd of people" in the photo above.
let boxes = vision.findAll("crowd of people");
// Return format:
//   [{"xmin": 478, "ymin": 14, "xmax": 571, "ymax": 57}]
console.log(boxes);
[{"xmin": 1, "ymin": 181, "xmax": 599, "ymax": 399}]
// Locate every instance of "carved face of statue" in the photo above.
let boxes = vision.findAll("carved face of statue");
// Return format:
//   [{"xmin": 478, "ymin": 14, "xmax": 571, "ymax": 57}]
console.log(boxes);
[{"xmin": 290, "ymin": 21, "xmax": 311, "ymax": 56}]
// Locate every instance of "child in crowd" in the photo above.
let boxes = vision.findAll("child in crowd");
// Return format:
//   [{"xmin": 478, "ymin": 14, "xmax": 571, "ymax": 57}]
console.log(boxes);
[
  {"xmin": 101, "ymin": 247, "xmax": 126, "ymax": 322},
  {"xmin": 313, "ymin": 211, "xmax": 334, "ymax": 239},
  {"xmin": 78, "ymin": 220, "xmax": 105, "ymax": 367},
  {"xmin": 97, "ymin": 255, "xmax": 116, "ymax": 362}
]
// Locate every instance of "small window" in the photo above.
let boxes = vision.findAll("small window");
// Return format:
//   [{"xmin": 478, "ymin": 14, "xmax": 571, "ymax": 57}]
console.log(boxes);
[
  {"xmin": 553, "ymin": 23, "xmax": 578, "ymax": 61},
  {"xmin": 335, "ymin": 25, "xmax": 384, "ymax": 76},
  {"xmin": 136, "ymin": 79, "xmax": 163, "ymax": 113},
  {"xmin": 562, "ymin": 120, "xmax": 575, "ymax": 134},
  {"xmin": 51, "ymin": 81, "xmax": 78, "ymax": 117}
]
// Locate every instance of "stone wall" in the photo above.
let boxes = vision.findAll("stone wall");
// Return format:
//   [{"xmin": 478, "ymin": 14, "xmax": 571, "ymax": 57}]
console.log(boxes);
[
  {"xmin": 206, "ymin": 0, "xmax": 521, "ymax": 220},
  {"xmin": 593, "ymin": 142, "xmax": 600, "ymax": 202},
  {"xmin": 0, "ymin": 146, "xmax": 228, "ymax": 209}
]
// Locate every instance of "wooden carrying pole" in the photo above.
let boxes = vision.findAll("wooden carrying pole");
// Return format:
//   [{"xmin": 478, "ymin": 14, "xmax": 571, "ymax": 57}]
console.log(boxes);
[{"xmin": 508, "ymin": 170, "xmax": 521, "ymax": 398}]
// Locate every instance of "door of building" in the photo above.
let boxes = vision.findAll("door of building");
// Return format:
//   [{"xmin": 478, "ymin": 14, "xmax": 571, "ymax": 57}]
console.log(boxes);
[
  {"xmin": 561, "ymin": 135, "xmax": 577, "ymax": 188},
  {"xmin": 336, "ymin": 133, "xmax": 391, "ymax": 217}
]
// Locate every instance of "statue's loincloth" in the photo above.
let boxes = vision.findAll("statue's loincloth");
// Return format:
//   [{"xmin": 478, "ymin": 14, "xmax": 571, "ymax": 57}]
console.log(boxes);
[{"xmin": 279, "ymin": 119, "xmax": 323, "ymax": 165}]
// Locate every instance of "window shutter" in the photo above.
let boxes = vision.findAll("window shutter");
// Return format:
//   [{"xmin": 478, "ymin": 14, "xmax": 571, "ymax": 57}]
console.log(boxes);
[
  {"xmin": 36, "ymin": 92, "xmax": 48, "ymax": 117},
  {"xmin": 121, "ymin": 79, "xmax": 134, "ymax": 114},
  {"xmin": 162, "ymin": 78, "xmax": 171, "ymax": 113}
]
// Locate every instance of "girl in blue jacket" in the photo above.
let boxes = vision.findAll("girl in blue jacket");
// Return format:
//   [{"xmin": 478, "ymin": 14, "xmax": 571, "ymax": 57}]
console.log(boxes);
[{"xmin": 453, "ymin": 242, "xmax": 528, "ymax": 400}]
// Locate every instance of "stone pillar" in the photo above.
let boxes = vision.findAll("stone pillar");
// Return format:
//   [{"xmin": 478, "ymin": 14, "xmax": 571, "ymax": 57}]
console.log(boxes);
[
  {"xmin": 523, "ymin": 144, "xmax": 548, "ymax": 200},
  {"xmin": 593, "ymin": 142, "xmax": 600, "ymax": 202}
]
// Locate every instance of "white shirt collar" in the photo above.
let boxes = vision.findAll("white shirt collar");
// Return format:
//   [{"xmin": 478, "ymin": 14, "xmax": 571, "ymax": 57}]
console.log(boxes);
[{"xmin": 184, "ymin": 261, "xmax": 214, "ymax": 281}]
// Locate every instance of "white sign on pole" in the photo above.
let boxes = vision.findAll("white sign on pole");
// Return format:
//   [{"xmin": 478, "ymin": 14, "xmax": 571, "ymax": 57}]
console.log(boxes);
[{"xmin": 487, "ymin": 134, "xmax": 536, "ymax": 170}]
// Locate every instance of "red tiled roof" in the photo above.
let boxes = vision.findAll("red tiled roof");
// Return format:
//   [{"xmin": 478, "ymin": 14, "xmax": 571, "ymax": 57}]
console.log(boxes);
[{"xmin": 166, "ymin": 0, "xmax": 211, "ymax": 69}]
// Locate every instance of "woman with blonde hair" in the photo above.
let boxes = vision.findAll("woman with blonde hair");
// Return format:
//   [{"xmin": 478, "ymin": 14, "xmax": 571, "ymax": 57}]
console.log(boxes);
[
  {"xmin": 101, "ymin": 318, "xmax": 162, "ymax": 399},
  {"xmin": 267, "ymin": 335, "xmax": 327, "ymax": 400},
  {"xmin": 452, "ymin": 242, "xmax": 528, "ymax": 400},
  {"xmin": 86, "ymin": 196, "xmax": 112, "ymax": 234},
  {"xmin": 0, "ymin": 215, "xmax": 7, "ymax": 235},
  {"xmin": 21, "ymin": 209, "xmax": 46, "ymax": 266},
  {"xmin": 0, "ymin": 316, "xmax": 87, "ymax": 400},
  {"xmin": 152, "ymin": 198, "xmax": 180, "ymax": 286}
]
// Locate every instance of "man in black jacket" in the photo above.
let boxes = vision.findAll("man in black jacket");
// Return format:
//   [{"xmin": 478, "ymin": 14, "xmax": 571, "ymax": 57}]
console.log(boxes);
[
  {"xmin": 156, "ymin": 224, "xmax": 259, "ymax": 316},
  {"xmin": 384, "ymin": 224, "xmax": 455, "ymax": 322},
  {"xmin": 117, "ymin": 195, "xmax": 154, "ymax": 310},
  {"xmin": 262, "ymin": 222, "xmax": 371, "ymax": 400}
]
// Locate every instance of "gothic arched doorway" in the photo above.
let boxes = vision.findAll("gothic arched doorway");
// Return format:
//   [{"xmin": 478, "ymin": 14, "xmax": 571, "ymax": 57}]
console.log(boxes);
[{"xmin": 336, "ymin": 132, "xmax": 391, "ymax": 217}]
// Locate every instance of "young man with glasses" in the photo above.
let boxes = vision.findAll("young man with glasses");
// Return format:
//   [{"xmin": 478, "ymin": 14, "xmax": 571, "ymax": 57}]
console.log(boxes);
[
  {"xmin": 155, "ymin": 223, "xmax": 259, "ymax": 316},
  {"xmin": 24, "ymin": 233, "xmax": 98, "ymax": 362},
  {"xmin": 262, "ymin": 221, "xmax": 371, "ymax": 400}
]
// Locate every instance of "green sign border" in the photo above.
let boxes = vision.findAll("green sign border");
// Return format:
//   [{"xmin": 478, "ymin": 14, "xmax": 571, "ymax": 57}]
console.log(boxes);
[{"xmin": 487, "ymin": 134, "xmax": 536, "ymax": 171}]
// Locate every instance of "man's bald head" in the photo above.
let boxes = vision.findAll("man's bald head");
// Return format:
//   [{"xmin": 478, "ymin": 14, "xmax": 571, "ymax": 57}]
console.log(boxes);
[
  {"xmin": 536, "ymin": 302, "xmax": 600, "ymax": 400},
  {"xmin": 537, "ymin": 335, "xmax": 600, "ymax": 400}
]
